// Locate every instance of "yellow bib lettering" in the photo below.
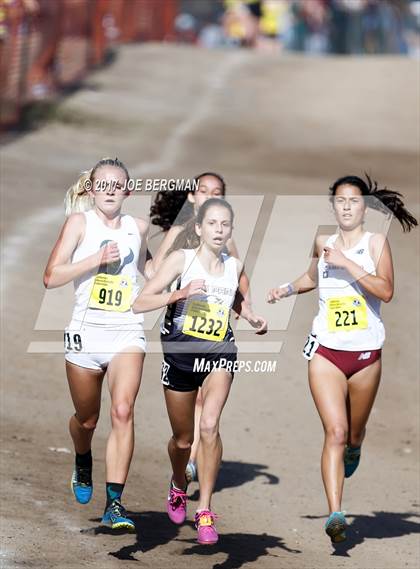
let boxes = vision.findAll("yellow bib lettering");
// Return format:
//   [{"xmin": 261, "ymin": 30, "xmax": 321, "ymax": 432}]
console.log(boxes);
[
  {"xmin": 327, "ymin": 295, "xmax": 368, "ymax": 332},
  {"xmin": 182, "ymin": 300, "xmax": 228, "ymax": 342},
  {"xmin": 89, "ymin": 274, "xmax": 132, "ymax": 312}
]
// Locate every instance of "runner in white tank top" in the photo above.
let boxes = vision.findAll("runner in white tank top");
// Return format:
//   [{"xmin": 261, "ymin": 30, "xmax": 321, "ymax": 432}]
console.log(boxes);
[
  {"xmin": 267, "ymin": 174, "xmax": 417, "ymax": 544},
  {"xmin": 44, "ymin": 158, "xmax": 149, "ymax": 532},
  {"xmin": 160, "ymin": 247, "xmax": 239, "ymax": 372},
  {"xmin": 148, "ymin": 172, "xmax": 252, "ymax": 484},
  {"xmin": 133, "ymin": 198, "xmax": 267, "ymax": 546},
  {"xmin": 70, "ymin": 208, "xmax": 144, "ymax": 326},
  {"xmin": 312, "ymin": 231, "xmax": 385, "ymax": 351}
]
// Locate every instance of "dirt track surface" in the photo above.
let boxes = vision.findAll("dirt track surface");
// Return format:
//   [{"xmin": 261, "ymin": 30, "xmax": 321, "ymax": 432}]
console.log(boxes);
[{"xmin": 1, "ymin": 44, "xmax": 419, "ymax": 569}]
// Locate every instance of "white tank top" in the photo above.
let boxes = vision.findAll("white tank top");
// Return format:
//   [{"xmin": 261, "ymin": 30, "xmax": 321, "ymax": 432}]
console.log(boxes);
[
  {"xmin": 312, "ymin": 232, "xmax": 385, "ymax": 350},
  {"xmin": 162, "ymin": 248, "xmax": 238, "ymax": 336},
  {"xmin": 70, "ymin": 209, "xmax": 143, "ymax": 325}
]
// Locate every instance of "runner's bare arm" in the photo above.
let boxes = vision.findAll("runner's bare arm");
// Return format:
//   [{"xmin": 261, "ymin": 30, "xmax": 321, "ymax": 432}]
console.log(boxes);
[
  {"xmin": 227, "ymin": 241, "xmax": 253, "ymax": 313},
  {"xmin": 231, "ymin": 259, "xmax": 250, "ymax": 315},
  {"xmin": 132, "ymin": 250, "xmax": 205, "ymax": 313},
  {"xmin": 231, "ymin": 261, "xmax": 267, "ymax": 333},
  {"xmin": 235, "ymin": 288, "xmax": 268, "ymax": 334},
  {"xmin": 148, "ymin": 225, "xmax": 184, "ymax": 277},
  {"xmin": 43, "ymin": 214, "xmax": 117, "ymax": 289},
  {"xmin": 135, "ymin": 217, "xmax": 151, "ymax": 278},
  {"xmin": 232, "ymin": 271, "xmax": 252, "ymax": 317},
  {"xmin": 324, "ymin": 233, "xmax": 393, "ymax": 302},
  {"xmin": 226, "ymin": 237, "xmax": 239, "ymax": 258}
]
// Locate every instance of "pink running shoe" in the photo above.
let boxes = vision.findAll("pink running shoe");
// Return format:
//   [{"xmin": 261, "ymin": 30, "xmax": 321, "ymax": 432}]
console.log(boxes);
[
  {"xmin": 167, "ymin": 482, "xmax": 187, "ymax": 525},
  {"xmin": 195, "ymin": 510, "xmax": 219, "ymax": 545}
]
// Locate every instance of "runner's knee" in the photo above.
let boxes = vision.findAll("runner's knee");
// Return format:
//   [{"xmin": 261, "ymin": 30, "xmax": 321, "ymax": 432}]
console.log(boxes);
[
  {"xmin": 172, "ymin": 434, "xmax": 193, "ymax": 451},
  {"xmin": 325, "ymin": 424, "xmax": 348, "ymax": 446},
  {"xmin": 74, "ymin": 413, "xmax": 99, "ymax": 432},
  {"xmin": 199, "ymin": 416, "xmax": 219, "ymax": 441},
  {"xmin": 111, "ymin": 401, "xmax": 133, "ymax": 425}
]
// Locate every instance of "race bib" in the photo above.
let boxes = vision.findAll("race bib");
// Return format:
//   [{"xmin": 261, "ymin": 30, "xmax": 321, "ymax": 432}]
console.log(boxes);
[
  {"xmin": 64, "ymin": 331, "xmax": 83, "ymax": 352},
  {"xmin": 182, "ymin": 300, "xmax": 229, "ymax": 342},
  {"xmin": 89, "ymin": 273, "xmax": 132, "ymax": 312},
  {"xmin": 327, "ymin": 295, "xmax": 368, "ymax": 332}
]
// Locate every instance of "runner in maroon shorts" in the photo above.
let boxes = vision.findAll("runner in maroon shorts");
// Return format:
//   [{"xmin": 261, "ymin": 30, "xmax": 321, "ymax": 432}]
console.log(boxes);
[{"xmin": 267, "ymin": 174, "xmax": 417, "ymax": 544}]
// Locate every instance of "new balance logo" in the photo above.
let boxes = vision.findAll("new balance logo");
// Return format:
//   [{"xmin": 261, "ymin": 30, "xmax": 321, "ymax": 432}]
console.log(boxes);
[
  {"xmin": 358, "ymin": 352, "xmax": 371, "ymax": 361},
  {"xmin": 356, "ymin": 249, "xmax": 364, "ymax": 254}
]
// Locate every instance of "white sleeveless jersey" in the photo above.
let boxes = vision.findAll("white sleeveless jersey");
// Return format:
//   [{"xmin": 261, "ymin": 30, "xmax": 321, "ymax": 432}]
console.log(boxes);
[
  {"xmin": 311, "ymin": 232, "xmax": 385, "ymax": 350},
  {"xmin": 162, "ymin": 248, "xmax": 238, "ymax": 337},
  {"xmin": 70, "ymin": 209, "xmax": 143, "ymax": 325}
]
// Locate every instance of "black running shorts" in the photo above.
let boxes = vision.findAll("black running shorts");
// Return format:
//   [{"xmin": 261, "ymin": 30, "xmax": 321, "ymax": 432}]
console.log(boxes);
[{"xmin": 160, "ymin": 354, "xmax": 236, "ymax": 392}]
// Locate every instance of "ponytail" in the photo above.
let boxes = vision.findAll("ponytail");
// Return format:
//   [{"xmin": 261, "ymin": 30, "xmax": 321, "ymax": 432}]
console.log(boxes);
[
  {"xmin": 330, "ymin": 174, "xmax": 418, "ymax": 233},
  {"xmin": 64, "ymin": 169, "xmax": 94, "ymax": 217},
  {"xmin": 150, "ymin": 190, "xmax": 193, "ymax": 230},
  {"xmin": 368, "ymin": 186, "xmax": 418, "ymax": 233},
  {"xmin": 167, "ymin": 217, "xmax": 200, "ymax": 255},
  {"xmin": 150, "ymin": 171, "xmax": 226, "ymax": 231}
]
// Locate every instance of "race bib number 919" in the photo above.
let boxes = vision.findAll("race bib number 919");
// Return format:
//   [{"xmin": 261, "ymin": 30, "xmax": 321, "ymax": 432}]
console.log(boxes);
[
  {"xmin": 327, "ymin": 295, "xmax": 368, "ymax": 332},
  {"xmin": 89, "ymin": 273, "xmax": 132, "ymax": 312},
  {"xmin": 182, "ymin": 300, "xmax": 229, "ymax": 342}
]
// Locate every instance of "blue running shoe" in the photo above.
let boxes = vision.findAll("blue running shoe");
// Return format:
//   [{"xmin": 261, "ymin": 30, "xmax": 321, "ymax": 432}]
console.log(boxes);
[
  {"xmin": 102, "ymin": 500, "xmax": 135, "ymax": 531},
  {"xmin": 71, "ymin": 465, "xmax": 93, "ymax": 504},
  {"xmin": 325, "ymin": 511, "xmax": 347, "ymax": 543},
  {"xmin": 344, "ymin": 445, "xmax": 361, "ymax": 478}
]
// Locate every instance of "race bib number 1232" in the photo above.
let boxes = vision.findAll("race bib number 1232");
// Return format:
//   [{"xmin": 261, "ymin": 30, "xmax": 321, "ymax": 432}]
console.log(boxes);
[{"xmin": 182, "ymin": 300, "xmax": 229, "ymax": 342}]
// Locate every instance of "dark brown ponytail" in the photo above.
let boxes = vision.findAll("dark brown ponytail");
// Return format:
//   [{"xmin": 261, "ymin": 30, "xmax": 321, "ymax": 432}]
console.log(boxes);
[{"xmin": 150, "ymin": 172, "xmax": 227, "ymax": 231}]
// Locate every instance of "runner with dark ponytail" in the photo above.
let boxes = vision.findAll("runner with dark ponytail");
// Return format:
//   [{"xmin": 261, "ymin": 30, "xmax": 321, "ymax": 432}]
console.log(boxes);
[
  {"xmin": 329, "ymin": 174, "xmax": 417, "ymax": 233},
  {"xmin": 268, "ymin": 173, "xmax": 417, "ymax": 544}
]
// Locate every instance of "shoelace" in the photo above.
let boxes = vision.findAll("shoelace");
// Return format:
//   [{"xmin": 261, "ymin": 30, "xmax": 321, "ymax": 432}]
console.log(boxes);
[
  {"xmin": 195, "ymin": 510, "xmax": 219, "ymax": 528},
  {"xmin": 169, "ymin": 487, "xmax": 187, "ymax": 511},
  {"xmin": 110, "ymin": 500, "xmax": 127, "ymax": 519},
  {"xmin": 76, "ymin": 466, "xmax": 92, "ymax": 486}
]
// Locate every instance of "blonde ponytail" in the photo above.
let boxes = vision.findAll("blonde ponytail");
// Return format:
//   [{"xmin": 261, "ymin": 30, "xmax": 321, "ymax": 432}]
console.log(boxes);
[{"xmin": 64, "ymin": 169, "xmax": 94, "ymax": 217}]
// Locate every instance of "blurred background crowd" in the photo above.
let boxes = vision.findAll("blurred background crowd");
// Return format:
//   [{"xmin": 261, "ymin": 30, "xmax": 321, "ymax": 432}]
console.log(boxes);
[
  {"xmin": 1, "ymin": 0, "xmax": 419, "ymax": 130},
  {"xmin": 182, "ymin": 0, "xmax": 420, "ymax": 55}
]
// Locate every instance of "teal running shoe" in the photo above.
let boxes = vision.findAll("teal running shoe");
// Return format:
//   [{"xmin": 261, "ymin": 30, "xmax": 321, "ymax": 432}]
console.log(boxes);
[
  {"xmin": 344, "ymin": 445, "xmax": 361, "ymax": 478},
  {"xmin": 71, "ymin": 465, "xmax": 93, "ymax": 504},
  {"xmin": 325, "ymin": 511, "xmax": 347, "ymax": 543},
  {"xmin": 102, "ymin": 499, "xmax": 135, "ymax": 531}
]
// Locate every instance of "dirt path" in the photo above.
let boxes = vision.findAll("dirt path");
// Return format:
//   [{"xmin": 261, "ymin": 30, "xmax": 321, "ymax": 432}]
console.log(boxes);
[{"xmin": 1, "ymin": 44, "xmax": 419, "ymax": 569}]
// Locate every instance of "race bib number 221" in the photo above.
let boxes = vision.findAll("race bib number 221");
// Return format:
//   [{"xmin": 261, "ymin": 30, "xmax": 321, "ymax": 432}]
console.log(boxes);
[{"xmin": 327, "ymin": 295, "xmax": 368, "ymax": 332}]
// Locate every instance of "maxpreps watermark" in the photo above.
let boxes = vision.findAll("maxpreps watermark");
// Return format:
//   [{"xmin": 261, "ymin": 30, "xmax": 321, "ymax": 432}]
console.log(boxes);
[
  {"xmin": 86, "ymin": 178, "xmax": 198, "ymax": 192},
  {"xmin": 193, "ymin": 358, "xmax": 277, "ymax": 374}
]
